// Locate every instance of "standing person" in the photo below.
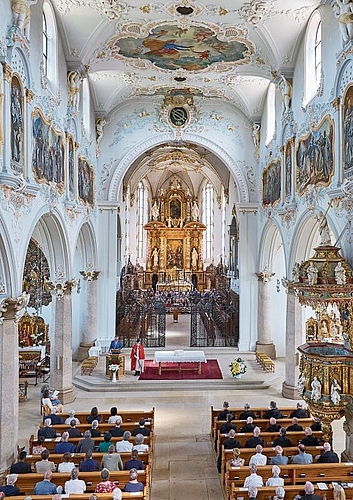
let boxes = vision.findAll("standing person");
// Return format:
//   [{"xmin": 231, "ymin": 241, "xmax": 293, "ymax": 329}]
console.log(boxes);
[
  {"xmin": 109, "ymin": 335, "xmax": 123, "ymax": 352},
  {"xmin": 130, "ymin": 338, "xmax": 145, "ymax": 376}
]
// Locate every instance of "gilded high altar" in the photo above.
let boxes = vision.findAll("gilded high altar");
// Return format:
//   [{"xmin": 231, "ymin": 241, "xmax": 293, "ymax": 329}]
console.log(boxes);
[{"xmin": 143, "ymin": 179, "xmax": 206, "ymax": 290}]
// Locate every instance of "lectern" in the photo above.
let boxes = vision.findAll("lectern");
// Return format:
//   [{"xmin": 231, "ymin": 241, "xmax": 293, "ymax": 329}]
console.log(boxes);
[{"xmin": 105, "ymin": 352, "xmax": 125, "ymax": 379}]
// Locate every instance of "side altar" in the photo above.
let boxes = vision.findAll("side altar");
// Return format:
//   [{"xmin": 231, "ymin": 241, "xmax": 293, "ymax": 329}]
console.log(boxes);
[{"xmin": 143, "ymin": 177, "xmax": 206, "ymax": 291}]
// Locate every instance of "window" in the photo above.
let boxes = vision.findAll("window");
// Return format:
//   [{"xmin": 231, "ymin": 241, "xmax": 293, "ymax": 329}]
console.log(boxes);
[
  {"xmin": 42, "ymin": 2, "xmax": 57, "ymax": 85},
  {"xmin": 136, "ymin": 182, "xmax": 146, "ymax": 259},
  {"xmin": 82, "ymin": 78, "xmax": 91, "ymax": 134},
  {"xmin": 304, "ymin": 10, "xmax": 322, "ymax": 106},
  {"xmin": 204, "ymin": 183, "xmax": 214, "ymax": 260},
  {"xmin": 265, "ymin": 82, "xmax": 276, "ymax": 146}
]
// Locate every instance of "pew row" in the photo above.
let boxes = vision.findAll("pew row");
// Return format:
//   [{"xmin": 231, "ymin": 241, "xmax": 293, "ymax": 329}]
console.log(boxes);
[{"xmin": 230, "ymin": 484, "xmax": 353, "ymax": 500}]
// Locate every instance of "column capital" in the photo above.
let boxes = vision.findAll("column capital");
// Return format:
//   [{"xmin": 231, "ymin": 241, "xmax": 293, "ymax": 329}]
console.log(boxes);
[
  {"xmin": 79, "ymin": 270, "xmax": 100, "ymax": 282},
  {"xmin": 47, "ymin": 279, "xmax": 79, "ymax": 299},
  {"xmin": 0, "ymin": 292, "xmax": 30, "ymax": 323},
  {"xmin": 2, "ymin": 63, "xmax": 13, "ymax": 83},
  {"xmin": 256, "ymin": 265, "xmax": 275, "ymax": 283}
]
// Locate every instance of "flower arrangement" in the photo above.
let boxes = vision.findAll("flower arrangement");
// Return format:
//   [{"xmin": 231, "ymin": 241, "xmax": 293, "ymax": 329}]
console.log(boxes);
[
  {"xmin": 108, "ymin": 364, "xmax": 120, "ymax": 373},
  {"xmin": 229, "ymin": 357, "xmax": 247, "ymax": 377}
]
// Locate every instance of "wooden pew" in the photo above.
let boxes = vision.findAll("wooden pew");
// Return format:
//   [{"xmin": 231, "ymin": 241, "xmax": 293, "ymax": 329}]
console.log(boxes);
[
  {"xmin": 23, "ymin": 451, "xmax": 151, "ymax": 470},
  {"xmin": 29, "ymin": 434, "xmax": 152, "ymax": 454},
  {"xmin": 230, "ymin": 484, "xmax": 353, "ymax": 500},
  {"xmin": 9, "ymin": 494, "xmax": 145, "ymax": 500},
  {"xmin": 57, "ymin": 409, "xmax": 155, "ymax": 426},
  {"xmin": 217, "ymin": 430, "xmax": 323, "ymax": 454},
  {"xmin": 224, "ymin": 462, "xmax": 353, "ymax": 497},
  {"xmin": 210, "ymin": 406, "xmax": 308, "ymax": 437},
  {"xmin": 213, "ymin": 418, "xmax": 314, "ymax": 449},
  {"xmin": 38, "ymin": 421, "xmax": 152, "ymax": 435},
  {"xmin": 255, "ymin": 352, "xmax": 275, "ymax": 372},
  {"xmin": 6, "ymin": 469, "xmax": 149, "ymax": 496}
]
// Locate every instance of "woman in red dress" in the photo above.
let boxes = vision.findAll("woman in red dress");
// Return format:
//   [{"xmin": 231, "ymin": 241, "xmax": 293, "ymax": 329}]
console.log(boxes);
[{"xmin": 130, "ymin": 339, "xmax": 145, "ymax": 376}]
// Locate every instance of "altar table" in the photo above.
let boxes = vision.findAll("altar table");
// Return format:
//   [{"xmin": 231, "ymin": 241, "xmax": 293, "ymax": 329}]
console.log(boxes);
[{"xmin": 154, "ymin": 350, "xmax": 206, "ymax": 375}]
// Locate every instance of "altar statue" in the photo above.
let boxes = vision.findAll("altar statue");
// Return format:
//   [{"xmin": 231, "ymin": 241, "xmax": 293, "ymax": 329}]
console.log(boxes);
[
  {"xmin": 151, "ymin": 201, "xmax": 159, "ymax": 220},
  {"xmin": 151, "ymin": 247, "xmax": 159, "ymax": 268},
  {"xmin": 311, "ymin": 376, "xmax": 322, "ymax": 402},
  {"xmin": 331, "ymin": 378, "xmax": 342, "ymax": 405},
  {"xmin": 335, "ymin": 261, "xmax": 346, "ymax": 285},
  {"xmin": 191, "ymin": 247, "xmax": 198, "ymax": 269},
  {"xmin": 318, "ymin": 211, "xmax": 332, "ymax": 246},
  {"xmin": 307, "ymin": 262, "xmax": 318, "ymax": 285},
  {"xmin": 191, "ymin": 200, "xmax": 199, "ymax": 221},
  {"xmin": 297, "ymin": 372, "xmax": 306, "ymax": 396}
]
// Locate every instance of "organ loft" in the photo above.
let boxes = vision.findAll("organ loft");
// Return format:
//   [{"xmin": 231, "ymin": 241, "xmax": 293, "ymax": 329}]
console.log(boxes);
[{"xmin": 143, "ymin": 176, "xmax": 206, "ymax": 291}]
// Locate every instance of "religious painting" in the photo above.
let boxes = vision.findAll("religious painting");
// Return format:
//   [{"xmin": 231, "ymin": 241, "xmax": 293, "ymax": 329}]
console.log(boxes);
[
  {"xmin": 262, "ymin": 159, "xmax": 281, "ymax": 206},
  {"xmin": 295, "ymin": 115, "xmax": 334, "ymax": 196},
  {"xmin": 342, "ymin": 84, "xmax": 353, "ymax": 179},
  {"xmin": 32, "ymin": 108, "xmax": 65, "ymax": 192},
  {"xmin": 284, "ymin": 139, "xmax": 292, "ymax": 200},
  {"xmin": 10, "ymin": 75, "xmax": 24, "ymax": 175},
  {"xmin": 78, "ymin": 156, "xmax": 94, "ymax": 207},
  {"xmin": 22, "ymin": 238, "xmax": 52, "ymax": 310},
  {"xmin": 166, "ymin": 240, "xmax": 183, "ymax": 269},
  {"xmin": 67, "ymin": 135, "xmax": 75, "ymax": 200},
  {"xmin": 170, "ymin": 198, "xmax": 181, "ymax": 218},
  {"xmin": 108, "ymin": 24, "xmax": 253, "ymax": 71}
]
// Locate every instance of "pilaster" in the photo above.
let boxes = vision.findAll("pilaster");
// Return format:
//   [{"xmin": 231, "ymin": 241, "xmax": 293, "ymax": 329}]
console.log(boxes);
[
  {"xmin": 76, "ymin": 270, "xmax": 100, "ymax": 361},
  {"xmin": 282, "ymin": 287, "xmax": 302, "ymax": 399},
  {"xmin": 256, "ymin": 265, "xmax": 276, "ymax": 359}
]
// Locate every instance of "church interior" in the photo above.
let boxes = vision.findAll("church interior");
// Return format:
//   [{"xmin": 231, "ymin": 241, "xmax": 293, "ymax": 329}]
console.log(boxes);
[{"xmin": 2, "ymin": 0, "xmax": 353, "ymax": 498}]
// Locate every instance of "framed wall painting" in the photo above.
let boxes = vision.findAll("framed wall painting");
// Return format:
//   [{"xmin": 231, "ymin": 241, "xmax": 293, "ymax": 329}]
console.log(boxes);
[
  {"xmin": 284, "ymin": 139, "xmax": 293, "ymax": 200},
  {"xmin": 342, "ymin": 84, "xmax": 353, "ymax": 180},
  {"xmin": 67, "ymin": 134, "xmax": 75, "ymax": 200},
  {"xmin": 295, "ymin": 115, "xmax": 334, "ymax": 195},
  {"xmin": 78, "ymin": 156, "xmax": 94, "ymax": 207},
  {"xmin": 262, "ymin": 159, "xmax": 281, "ymax": 206},
  {"xmin": 10, "ymin": 74, "xmax": 24, "ymax": 175}
]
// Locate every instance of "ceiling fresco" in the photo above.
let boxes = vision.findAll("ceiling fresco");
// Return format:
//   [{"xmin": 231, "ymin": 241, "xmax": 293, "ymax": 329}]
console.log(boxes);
[{"xmin": 107, "ymin": 24, "xmax": 253, "ymax": 71}]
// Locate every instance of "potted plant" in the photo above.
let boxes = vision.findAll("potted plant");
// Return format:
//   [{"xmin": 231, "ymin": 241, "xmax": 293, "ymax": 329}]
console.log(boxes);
[
  {"xmin": 229, "ymin": 357, "xmax": 247, "ymax": 378},
  {"xmin": 108, "ymin": 363, "xmax": 120, "ymax": 382}
]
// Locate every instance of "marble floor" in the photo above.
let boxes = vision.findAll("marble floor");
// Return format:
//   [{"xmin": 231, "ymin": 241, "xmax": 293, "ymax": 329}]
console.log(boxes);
[{"xmin": 18, "ymin": 314, "xmax": 345, "ymax": 500}]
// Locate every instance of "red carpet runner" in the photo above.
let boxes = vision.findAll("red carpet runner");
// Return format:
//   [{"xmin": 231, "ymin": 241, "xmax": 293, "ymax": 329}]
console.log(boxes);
[{"xmin": 138, "ymin": 359, "xmax": 223, "ymax": 380}]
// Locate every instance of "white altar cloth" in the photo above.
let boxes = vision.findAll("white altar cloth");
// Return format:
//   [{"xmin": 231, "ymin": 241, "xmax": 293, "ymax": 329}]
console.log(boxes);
[{"xmin": 154, "ymin": 350, "xmax": 206, "ymax": 363}]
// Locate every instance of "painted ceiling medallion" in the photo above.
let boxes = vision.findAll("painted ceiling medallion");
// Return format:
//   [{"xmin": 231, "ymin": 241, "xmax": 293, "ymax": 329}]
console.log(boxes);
[{"xmin": 107, "ymin": 23, "xmax": 253, "ymax": 72}]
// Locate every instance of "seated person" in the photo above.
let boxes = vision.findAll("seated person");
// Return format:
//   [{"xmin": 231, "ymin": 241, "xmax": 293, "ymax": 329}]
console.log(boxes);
[
  {"xmin": 110, "ymin": 416, "xmax": 124, "ymax": 437},
  {"xmin": 33, "ymin": 470, "xmax": 57, "ymax": 495},
  {"xmin": 79, "ymin": 449, "xmax": 99, "ymax": 472},
  {"xmin": 133, "ymin": 433, "xmax": 149, "ymax": 452},
  {"xmin": 311, "ymin": 417, "xmax": 322, "ymax": 431},
  {"xmin": 94, "ymin": 468, "xmax": 117, "ymax": 493},
  {"xmin": 266, "ymin": 417, "xmax": 281, "ymax": 432},
  {"xmin": 270, "ymin": 445, "xmax": 288, "ymax": 465},
  {"xmin": 228, "ymin": 448, "xmax": 245, "ymax": 467},
  {"xmin": 109, "ymin": 335, "xmax": 123, "ymax": 352},
  {"xmin": 220, "ymin": 413, "xmax": 237, "ymax": 434},
  {"xmin": 217, "ymin": 401, "xmax": 234, "ymax": 421},
  {"xmin": 265, "ymin": 465, "xmax": 284, "ymax": 486},
  {"xmin": 292, "ymin": 444, "xmax": 313, "ymax": 464},
  {"xmin": 243, "ymin": 464, "xmax": 264, "ymax": 488},
  {"xmin": 301, "ymin": 427, "xmax": 320, "ymax": 446},
  {"xmin": 76, "ymin": 430, "xmax": 95, "ymax": 454},
  {"xmin": 273, "ymin": 428, "xmax": 293, "ymax": 448},
  {"xmin": 64, "ymin": 467, "xmax": 86, "ymax": 494},
  {"xmin": 90, "ymin": 420, "xmax": 101, "ymax": 437},
  {"xmin": 263, "ymin": 401, "xmax": 282, "ymax": 420},
  {"xmin": 239, "ymin": 403, "xmax": 257, "ymax": 420},
  {"xmin": 35, "ymin": 449, "xmax": 56, "ymax": 473},
  {"xmin": 287, "ymin": 417, "xmax": 303, "ymax": 432},
  {"xmin": 316, "ymin": 442, "xmax": 339, "ymax": 463},
  {"xmin": 64, "ymin": 409, "xmax": 80, "ymax": 425},
  {"xmin": 116, "ymin": 431, "xmax": 133, "ymax": 452},
  {"xmin": 68, "ymin": 419, "xmax": 82, "ymax": 438},
  {"xmin": 58, "ymin": 452, "xmax": 76, "ymax": 473},
  {"xmin": 38, "ymin": 418, "xmax": 57, "ymax": 439},
  {"xmin": 217, "ymin": 429, "xmax": 241, "ymax": 473},
  {"xmin": 54, "ymin": 432, "xmax": 75, "ymax": 454},
  {"xmin": 124, "ymin": 449, "xmax": 144, "ymax": 470},
  {"xmin": 241, "ymin": 417, "xmax": 255, "ymax": 433},
  {"xmin": 300, "ymin": 481, "xmax": 321, "ymax": 500},
  {"xmin": 44, "ymin": 406, "xmax": 64, "ymax": 425},
  {"xmin": 10, "ymin": 451, "xmax": 32, "ymax": 474},
  {"xmin": 249, "ymin": 445, "xmax": 267, "ymax": 466},
  {"xmin": 290, "ymin": 402, "xmax": 308, "ymax": 418},
  {"xmin": 41, "ymin": 388, "xmax": 63, "ymax": 414},
  {"xmin": 244, "ymin": 427, "xmax": 265, "ymax": 448},
  {"xmin": 101, "ymin": 445, "xmax": 123, "ymax": 471},
  {"xmin": 86, "ymin": 406, "xmax": 102, "ymax": 424},
  {"xmin": 0, "ymin": 474, "xmax": 20, "ymax": 496},
  {"xmin": 32, "ymin": 436, "xmax": 47, "ymax": 455},
  {"xmin": 108, "ymin": 406, "xmax": 122, "ymax": 424},
  {"xmin": 98, "ymin": 432, "xmax": 113, "ymax": 453},
  {"xmin": 124, "ymin": 468, "xmax": 144, "ymax": 493},
  {"xmin": 132, "ymin": 418, "xmax": 150, "ymax": 437}
]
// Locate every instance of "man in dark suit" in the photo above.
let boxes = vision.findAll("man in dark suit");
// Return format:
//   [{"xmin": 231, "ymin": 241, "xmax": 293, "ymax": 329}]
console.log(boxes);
[
  {"xmin": 273, "ymin": 428, "xmax": 293, "ymax": 448},
  {"xmin": 110, "ymin": 416, "xmax": 124, "ymax": 437},
  {"xmin": 109, "ymin": 335, "xmax": 123, "ymax": 352},
  {"xmin": 239, "ymin": 403, "xmax": 257, "ymax": 420},
  {"xmin": 38, "ymin": 419, "xmax": 57, "ymax": 439},
  {"xmin": 290, "ymin": 402, "xmax": 308, "ymax": 418},
  {"xmin": 9, "ymin": 451, "xmax": 32, "ymax": 474},
  {"xmin": 217, "ymin": 401, "xmax": 234, "ymax": 421},
  {"xmin": 244, "ymin": 427, "xmax": 265, "ymax": 448},
  {"xmin": 124, "ymin": 450, "xmax": 144, "ymax": 470},
  {"xmin": 301, "ymin": 427, "xmax": 320, "ymax": 446},
  {"xmin": 316, "ymin": 442, "xmax": 339, "ymax": 463},
  {"xmin": 220, "ymin": 413, "xmax": 237, "ymax": 434},
  {"xmin": 132, "ymin": 418, "xmax": 150, "ymax": 437},
  {"xmin": 79, "ymin": 450, "xmax": 99, "ymax": 472},
  {"xmin": 263, "ymin": 401, "xmax": 283, "ymax": 420},
  {"xmin": 287, "ymin": 417, "xmax": 303, "ymax": 432},
  {"xmin": 68, "ymin": 420, "xmax": 82, "ymax": 438},
  {"xmin": 76, "ymin": 430, "xmax": 95, "ymax": 454},
  {"xmin": 266, "ymin": 417, "xmax": 281, "ymax": 432},
  {"xmin": 217, "ymin": 429, "xmax": 241, "ymax": 473},
  {"xmin": 241, "ymin": 417, "xmax": 255, "ymax": 433},
  {"xmin": 300, "ymin": 481, "xmax": 321, "ymax": 500}
]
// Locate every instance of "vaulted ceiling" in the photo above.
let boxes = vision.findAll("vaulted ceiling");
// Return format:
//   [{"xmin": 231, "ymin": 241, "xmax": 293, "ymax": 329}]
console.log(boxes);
[{"xmin": 53, "ymin": 0, "xmax": 325, "ymax": 121}]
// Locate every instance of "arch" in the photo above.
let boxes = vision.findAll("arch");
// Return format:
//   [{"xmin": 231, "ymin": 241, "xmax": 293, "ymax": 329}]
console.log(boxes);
[
  {"xmin": 0, "ymin": 215, "xmax": 18, "ymax": 297},
  {"xmin": 107, "ymin": 133, "xmax": 250, "ymax": 204},
  {"xmin": 258, "ymin": 219, "xmax": 286, "ymax": 271},
  {"xmin": 73, "ymin": 220, "xmax": 98, "ymax": 269}
]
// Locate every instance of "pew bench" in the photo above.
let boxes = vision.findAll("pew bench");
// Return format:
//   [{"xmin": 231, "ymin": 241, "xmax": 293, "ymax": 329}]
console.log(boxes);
[
  {"xmin": 58, "ymin": 409, "xmax": 155, "ymax": 426},
  {"xmin": 255, "ymin": 352, "xmax": 275, "ymax": 372},
  {"xmin": 5, "ymin": 469, "xmax": 149, "ymax": 496},
  {"xmin": 38, "ymin": 422, "xmax": 152, "ymax": 435},
  {"xmin": 230, "ymin": 484, "xmax": 353, "ymax": 500},
  {"xmin": 9, "ymin": 494, "xmax": 146, "ymax": 500}
]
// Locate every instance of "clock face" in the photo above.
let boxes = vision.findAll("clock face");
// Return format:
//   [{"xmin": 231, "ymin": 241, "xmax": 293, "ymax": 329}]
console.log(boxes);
[{"xmin": 169, "ymin": 107, "xmax": 188, "ymax": 127}]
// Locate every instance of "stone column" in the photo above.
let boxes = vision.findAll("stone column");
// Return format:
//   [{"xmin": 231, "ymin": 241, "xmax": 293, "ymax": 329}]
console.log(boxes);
[
  {"xmin": 256, "ymin": 265, "xmax": 276, "ymax": 359},
  {"xmin": 342, "ymin": 412, "xmax": 353, "ymax": 461},
  {"xmin": 0, "ymin": 293, "xmax": 29, "ymax": 471},
  {"xmin": 282, "ymin": 287, "xmax": 303, "ymax": 398},
  {"xmin": 76, "ymin": 272, "xmax": 100, "ymax": 361},
  {"xmin": 49, "ymin": 281, "xmax": 76, "ymax": 404}
]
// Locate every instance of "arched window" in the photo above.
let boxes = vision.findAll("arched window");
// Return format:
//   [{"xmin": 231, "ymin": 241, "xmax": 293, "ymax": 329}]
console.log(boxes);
[
  {"xmin": 136, "ymin": 182, "xmax": 146, "ymax": 260},
  {"xmin": 204, "ymin": 182, "xmax": 214, "ymax": 260},
  {"xmin": 42, "ymin": 1, "xmax": 57, "ymax": 85},
  {"xmin": 265, "ymin": 82, "xmax": 276, "ymax": 146},
  {"xmin": 304, "ymin": 10, "xmax": 322, "ymax": 106}
]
